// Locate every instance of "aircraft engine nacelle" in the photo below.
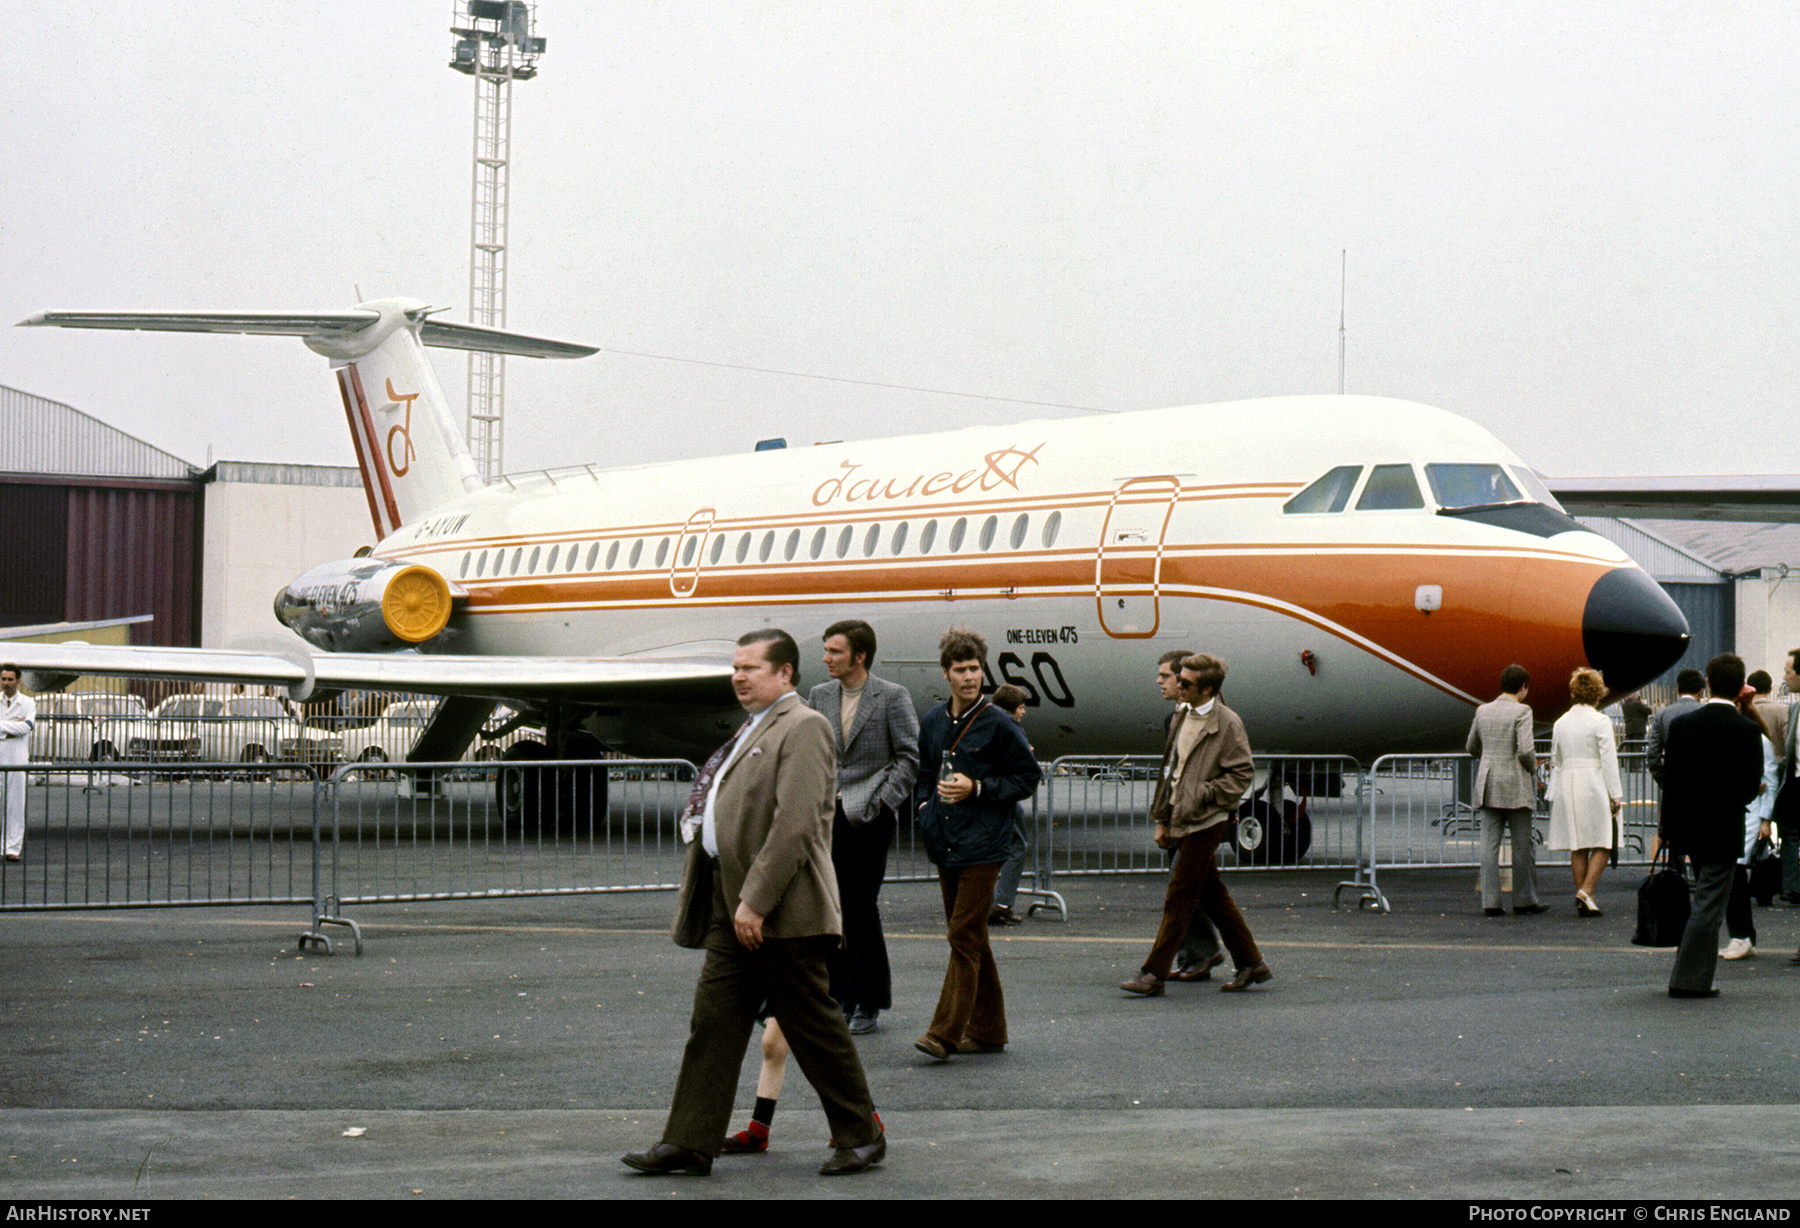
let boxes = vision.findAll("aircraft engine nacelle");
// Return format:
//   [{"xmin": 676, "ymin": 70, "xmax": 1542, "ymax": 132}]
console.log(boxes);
[
  {"xmin": 275, "ymin": 559, "xmax": 460, "ymax": 654},
  {"xmin": 24, "ymin": 651, "xmax": 84, "ymax": 695}
]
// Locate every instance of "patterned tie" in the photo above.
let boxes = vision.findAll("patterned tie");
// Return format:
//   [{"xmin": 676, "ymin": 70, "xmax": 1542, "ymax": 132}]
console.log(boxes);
[{"xmin": 680, "ymin": 722, "xmax": 746, "ymax": 844}]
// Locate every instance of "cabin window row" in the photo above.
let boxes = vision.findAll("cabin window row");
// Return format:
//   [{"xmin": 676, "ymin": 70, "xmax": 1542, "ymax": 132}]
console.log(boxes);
[{"xmin": 456, "ymin": 510, "xmax": 1065, "ymax": 579}]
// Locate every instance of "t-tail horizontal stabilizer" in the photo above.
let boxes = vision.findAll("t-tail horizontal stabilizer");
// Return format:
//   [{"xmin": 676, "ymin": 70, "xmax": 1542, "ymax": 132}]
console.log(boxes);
[
  {"xmin": 18, "ymin": 298, "xmax": 597, "ymax": 537},
  {"xmin": 16, "ymin": 305, "xmax": 598, "ymax": 359}
]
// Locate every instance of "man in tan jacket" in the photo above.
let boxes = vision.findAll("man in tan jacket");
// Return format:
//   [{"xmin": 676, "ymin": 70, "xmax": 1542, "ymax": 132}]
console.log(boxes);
[
  {"xmin": 623, "ymin": 629, "xmax": 884, "ymax": 1179},
  {"xmin": 1120, "ymin": 654, "xmax": 1270, "ymax": 996},
  {"xmin": 1465, "ymin": 664, "xmax": 1544, "ymax": 917}
]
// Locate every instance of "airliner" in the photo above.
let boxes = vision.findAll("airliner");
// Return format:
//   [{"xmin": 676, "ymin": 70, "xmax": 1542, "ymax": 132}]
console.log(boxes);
[{"xmin": 9, "ymin": 298, "xmax": 1689, "ymax": 773}]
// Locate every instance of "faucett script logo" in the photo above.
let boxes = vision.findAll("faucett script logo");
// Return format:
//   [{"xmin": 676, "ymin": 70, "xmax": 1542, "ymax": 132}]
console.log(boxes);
[
  {"xmin": 812, "ymin": 443, "xmax": 1045, "ymax": 508},
  {"xmin": 384, "ymin": 379, "xmax": 419, "ymax": 476}
]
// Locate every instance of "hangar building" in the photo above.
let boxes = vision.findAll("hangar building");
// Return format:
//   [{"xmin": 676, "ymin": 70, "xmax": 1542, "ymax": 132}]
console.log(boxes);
[{"xmin": 0, "ymin": 384, "xmax": 366, "ymax": 650}]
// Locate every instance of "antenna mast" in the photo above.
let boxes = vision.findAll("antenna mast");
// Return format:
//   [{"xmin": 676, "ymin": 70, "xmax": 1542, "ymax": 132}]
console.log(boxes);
[
  {"xmin": 450, "ymin": 2, "xmax": 547, "ymax": 482},
  {"xmin": 1338, "ymin": 249, "xmax": 1347, "ymax": 395}
]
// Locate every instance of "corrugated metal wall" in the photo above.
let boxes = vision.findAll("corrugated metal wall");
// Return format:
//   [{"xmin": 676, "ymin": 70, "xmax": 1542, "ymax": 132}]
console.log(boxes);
[
  {"xmin": 1652, "ymin": 581, "xmax": 1732, "ymax": 689},
  {"xmin": 0, "ymin": 483, "xmax": 70, "ymax": 626},
  {"xmin": 63, "ymin": 483, "xmax": 198, "ymax": 646}
]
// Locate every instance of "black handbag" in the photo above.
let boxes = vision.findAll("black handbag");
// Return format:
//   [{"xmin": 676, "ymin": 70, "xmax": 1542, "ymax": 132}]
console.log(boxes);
[
  {"xmin": 1632, "ymin": 848, "xmax": 1690, "ymax": 947},
  {"xmin": 1749, "ymin": 835, "xmax": 1782, "ymax": 906}
]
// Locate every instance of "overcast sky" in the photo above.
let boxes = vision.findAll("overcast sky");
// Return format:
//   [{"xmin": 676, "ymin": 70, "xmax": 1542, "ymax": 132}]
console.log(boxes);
[{"xmin": 2, "ymin": 2, "xmax": 1794, "ymax": 481}]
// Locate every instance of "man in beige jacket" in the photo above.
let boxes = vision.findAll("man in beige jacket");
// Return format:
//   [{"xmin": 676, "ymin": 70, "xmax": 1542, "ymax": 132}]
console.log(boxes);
[
  {"xmin": 1120, "ymin": 654, "xmax": 1270, "ymax": 996},
  {"xmin": 1465, "ymin": 664, "xmax": 1545, "ymax": 917},
  {"xmin": 623, "ymin": 629, "xmax": 884, "ymax": 1179}
]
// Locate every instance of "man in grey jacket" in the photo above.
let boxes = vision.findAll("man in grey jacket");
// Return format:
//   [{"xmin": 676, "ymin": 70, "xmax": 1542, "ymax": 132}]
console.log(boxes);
[
  {"xmin": 809, "ymin": 619, "xmax": 919, "ymax": 1034},
  {"xmin": 1466, "ymin": 664, "xmax": 1543, "ymax": 916},
  {"xmin": 1647, "ymin": 669, "xmax": 1707, "ymax": 865},
  {"xmin": 1648, "ymin": 670, "xmax": 1706, "ymax": 786},
  {"xmin": 1774, "ymin": 651, "xmax": 1800, "ymax": 908}
]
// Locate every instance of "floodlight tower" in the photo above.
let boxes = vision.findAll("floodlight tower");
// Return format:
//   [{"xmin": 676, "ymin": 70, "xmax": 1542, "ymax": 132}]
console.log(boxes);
[{"xmin": 449, "ymin": 1, "xmax": 546, "ymax": 482}]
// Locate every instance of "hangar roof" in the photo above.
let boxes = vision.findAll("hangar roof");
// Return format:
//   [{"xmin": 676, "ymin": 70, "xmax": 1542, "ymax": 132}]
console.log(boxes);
[{"xmin": 0, "ymin": 384, "xmax": 195, "ymax": 481}]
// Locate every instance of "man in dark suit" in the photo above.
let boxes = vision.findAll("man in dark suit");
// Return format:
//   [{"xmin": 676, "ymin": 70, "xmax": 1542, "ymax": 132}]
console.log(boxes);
[
  {"xmin": 1466, "ymin": 664, "xmax": 1543, "ymax": 916},
  {"xmin": 623, "ymin": 629, "xmax": 885, "ymax": 1177},
  {"xmin": 1662, "ymin": 653, "xmax": 1766, "ymax": 999},
  {"xmin": 809, "ymin": 618, "xmax": 919, "ymax": 1034}
]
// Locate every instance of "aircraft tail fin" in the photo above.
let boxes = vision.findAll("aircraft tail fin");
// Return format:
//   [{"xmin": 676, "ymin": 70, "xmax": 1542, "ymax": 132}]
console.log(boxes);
[{"xmin": 19, "ymin": 299, "xmax": 597, "ymax": 538}]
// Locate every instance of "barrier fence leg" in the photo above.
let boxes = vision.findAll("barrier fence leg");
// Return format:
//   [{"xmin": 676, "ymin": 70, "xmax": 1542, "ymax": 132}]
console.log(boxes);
[
  {"xmin": 1021, "ymin": 788, "xmax": 1066, "ymax": 921},
  {"xmin": 299, "ymin": 774, "xmax": 362, "ymax": 955},
  {"xmin": 1334, "ymin": 768, "xmax": 1390, "ymax": 912}
]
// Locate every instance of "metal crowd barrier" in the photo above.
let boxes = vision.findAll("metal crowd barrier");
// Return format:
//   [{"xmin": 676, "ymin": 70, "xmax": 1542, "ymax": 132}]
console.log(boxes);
[
  {"xmin": 1355, "ymin": 749, "xmax": 1658, "ymax": 913},
  {"xmin": 16, "ymin": 740, "xmax": 1666, "ymax": 942},
  {"xmin": 1040, "ymin": 753, "xmax": 1366, "ymax": 905},
  {"xmin": 0, "ymin": 757, "xmax": 704, "ymax": 954},
  {"xmin": 321, "ymin": 758, "xmax": 693, "ymax": 907},
  {"xmin": 838, "ymin": 767, "xmax": 1064, "ymax": 921},
  {"xmin": 0, "ymin": 761, "xmax": 325, "ymax": 913}
]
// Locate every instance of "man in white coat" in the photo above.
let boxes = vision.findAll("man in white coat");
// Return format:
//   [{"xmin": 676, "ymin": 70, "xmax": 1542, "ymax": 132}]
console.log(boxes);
[
  {"xmin": 0, "ymin": 665, "xmax": 38, "ymax": 861},
  {"xmin": 1465, "ymin": 664, "xmax": 1543, "ymax": 916}
]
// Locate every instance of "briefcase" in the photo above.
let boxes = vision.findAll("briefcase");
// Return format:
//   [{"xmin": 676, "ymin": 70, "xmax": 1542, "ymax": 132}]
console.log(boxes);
[
  {"xmin": 1749, "ymin": 835, "xmax": 1782, "ymax": 906},
  {"xmin": 1631, "ymin": 850, "xmax": 1690, "ymax": 947}
]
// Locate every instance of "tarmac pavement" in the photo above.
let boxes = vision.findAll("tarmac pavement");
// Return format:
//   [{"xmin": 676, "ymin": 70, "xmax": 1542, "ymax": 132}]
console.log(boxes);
[{"xmin": 4, "ymin": 867, "xmax": 1799, "ymax": 1200}]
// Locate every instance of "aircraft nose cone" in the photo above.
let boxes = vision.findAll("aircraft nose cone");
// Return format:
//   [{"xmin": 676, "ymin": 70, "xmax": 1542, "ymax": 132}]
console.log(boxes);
[{"xmin": 1582, "ymin": 567, "xmax": 1690, "ymax": 692}]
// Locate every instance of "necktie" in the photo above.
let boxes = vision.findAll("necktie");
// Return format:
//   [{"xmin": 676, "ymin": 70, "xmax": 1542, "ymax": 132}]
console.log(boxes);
[{"xmin": 680, "ymin": 722, "xmax": 746, "ymax": 843}]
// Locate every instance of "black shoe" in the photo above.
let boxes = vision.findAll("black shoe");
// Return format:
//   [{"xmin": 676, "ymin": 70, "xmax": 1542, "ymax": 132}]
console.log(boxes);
[
  {"xmin": 1513, "ymin": 903, "xmax": 1549, "ymax": 915},
  {"xmin": 1168, "ymin": 951, "xmax": 1226, "ymax": 982},
  {"xmin": 1667, "ymin": 986, "xmax": 1721, "ymax": 999},
  {"xmin": 848, "ymin": 1008, "xmax": 879, "ymax": 1035},
  {"xmin": 819, "ymin": 1131, "xmax": 886, "ymax": 1176},
  {"xmin": 622, "ymin": 1142, "xmax": 713, "ymax": 1175},
  {"xmin": 988, "ymin": 905, "xmax": 1024, "ymax": 926},
  {"xmin": 1484, "ymin": 908, "xmax": 1506, "ymax": 917}
]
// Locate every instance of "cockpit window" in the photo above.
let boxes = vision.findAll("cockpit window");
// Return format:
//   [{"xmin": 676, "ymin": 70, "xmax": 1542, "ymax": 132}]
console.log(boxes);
[
  {"xmin": 1355, "ymin": 464, "xmax": 1425, "ymax": 510},
  {"xmin": 1508, "ymin": 466, "xmax": 1565, "ymax": 512},
  {"xmin": 1283, "ymin": 465, "xmax": 1362, "ymax": 514},
  {"xmin": 1425, "ymin": 463, "xmax": 1524, "ymax": 510}
]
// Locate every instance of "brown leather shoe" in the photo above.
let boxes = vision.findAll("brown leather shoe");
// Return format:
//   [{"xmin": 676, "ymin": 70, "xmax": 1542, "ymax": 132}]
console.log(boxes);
[
  {"xmin": 622, "ymin": 1142, "xmax": 713, "ymax": 1175},
  {"xmin": 1119, "ymin": 972, "xmax": 1165, "ymax": 996},
  {"xmin": 913, "ymin": 1034, "xmax": 951, "ymax": 1061},
  {"xmin": 1219, "ymin": 961, "xmax": 1273, "ymax": 992},
  {"xmin": 955, "ymin": 1038, "xmax": 1006, "ymax": 1054},
  {"xmin": 819, "ymin": 1131, "xmax": 886, "ymax": 1176}
]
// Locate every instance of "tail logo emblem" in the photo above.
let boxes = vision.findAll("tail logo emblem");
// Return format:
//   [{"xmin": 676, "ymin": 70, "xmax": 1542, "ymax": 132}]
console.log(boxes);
[{"xmin": 384, "ymin": 379, "xmax": 418, "ymax": 477}]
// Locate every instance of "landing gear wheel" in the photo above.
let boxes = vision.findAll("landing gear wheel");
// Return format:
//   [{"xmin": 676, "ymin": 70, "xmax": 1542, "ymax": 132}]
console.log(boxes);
[
  {"xmin": 498, "ymin": 736, "xmax": 611, "ymax": 833},
  {"xmin": 1232, "ymin": 798, "xmax": 1313, "ymax": 865}
]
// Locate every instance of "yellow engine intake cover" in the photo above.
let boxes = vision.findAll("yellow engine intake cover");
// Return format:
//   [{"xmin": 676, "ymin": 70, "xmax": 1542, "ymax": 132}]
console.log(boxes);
[{"xmin": 380, "ymin": 565, "xmax": 452, "ymax": 643}]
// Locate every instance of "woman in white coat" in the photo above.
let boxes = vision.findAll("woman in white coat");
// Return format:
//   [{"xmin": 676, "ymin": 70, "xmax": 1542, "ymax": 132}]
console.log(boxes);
[{"xmin": 1547, "ymin": 668, "xmax": 1623, "ymax": 917}]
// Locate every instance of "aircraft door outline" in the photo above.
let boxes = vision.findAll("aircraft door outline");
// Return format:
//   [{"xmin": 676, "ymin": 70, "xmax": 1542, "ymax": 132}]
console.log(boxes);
[
  {"xmin": 670, "ymin": 509, "xmax": 716, "ymax": 597},
  {"xmin": 1097, "ymin": 476, "xmax": 1181, "ymax": 638}
]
